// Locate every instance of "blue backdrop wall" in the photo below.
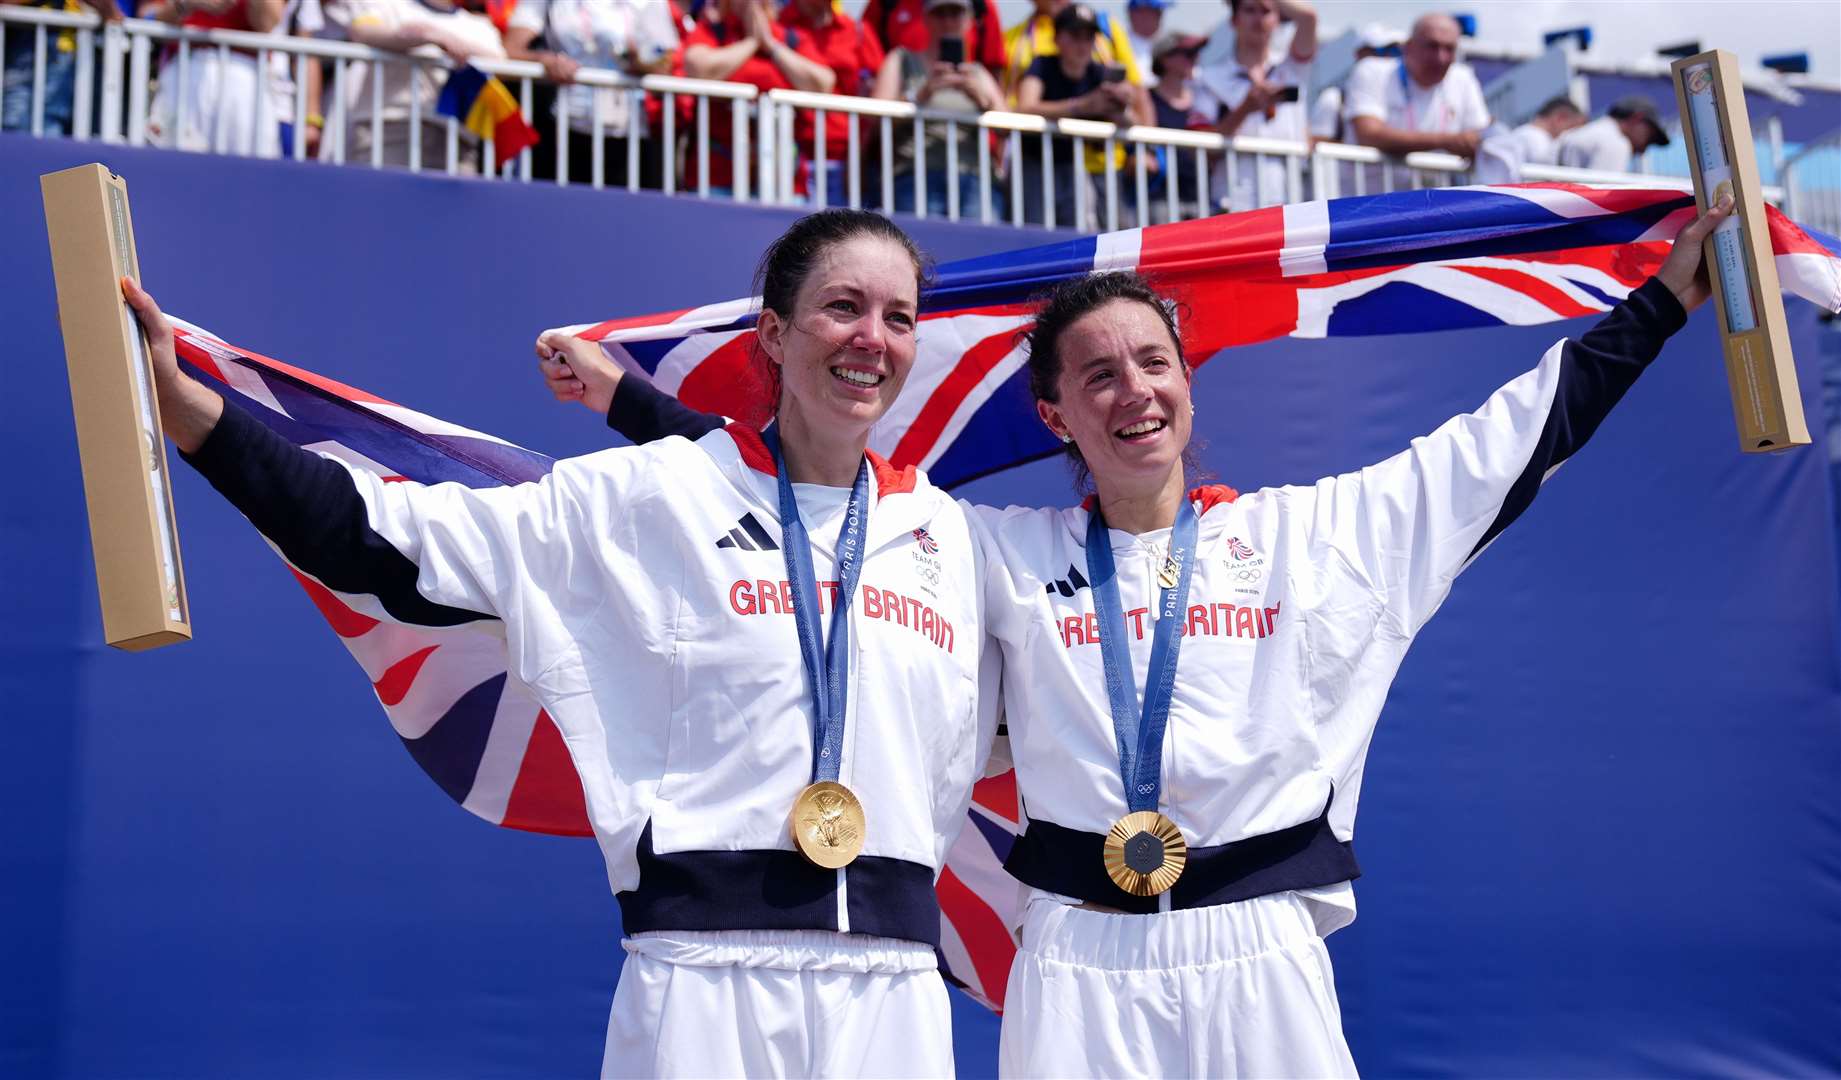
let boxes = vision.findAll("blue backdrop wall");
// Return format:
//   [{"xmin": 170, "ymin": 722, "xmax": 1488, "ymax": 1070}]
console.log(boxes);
[{"xmin": 4, "ymin": 134, "xmax": 1840, "ymax": 1079}]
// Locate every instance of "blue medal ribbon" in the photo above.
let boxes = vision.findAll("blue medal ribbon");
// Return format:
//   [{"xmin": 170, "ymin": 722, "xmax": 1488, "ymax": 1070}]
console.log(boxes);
[
  {"xmin": 1085, "ymin": 498, "xmax": 1200, "ymax": 813},
  {"xmin": 763, "ymin": 426, "xmax": 871, "ymax": 783}
]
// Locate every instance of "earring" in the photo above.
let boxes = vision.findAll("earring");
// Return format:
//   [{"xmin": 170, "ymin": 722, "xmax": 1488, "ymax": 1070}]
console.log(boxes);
[{"xmin": 1059, "ymin": 433, "xmax": 1073, "ymax": 444}]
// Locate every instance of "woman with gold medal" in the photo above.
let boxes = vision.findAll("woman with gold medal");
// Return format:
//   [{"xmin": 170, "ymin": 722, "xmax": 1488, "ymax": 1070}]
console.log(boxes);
[
  {"xmin": 564, "ymin": 197, "xmax": 1735, "ymax": 1076},
  {"xmin": 121, "ymin": 209, "xmax": 1001, "ymax": 1079}
]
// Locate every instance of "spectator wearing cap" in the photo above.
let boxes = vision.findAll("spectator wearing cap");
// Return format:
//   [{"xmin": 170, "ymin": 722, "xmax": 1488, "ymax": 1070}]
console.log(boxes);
[
  {"xmin": 860, "ymin": 0, "xmax": 1006, "ymax": 78},
  {"xmin": 1474, "ymin": 94, "xmax": 1584, "ymax": 183},
  {"xmin": 1190, "ymin": 0, "xmax": 1316, "ymax": 211},
  {"xmin": 1124, "ymin": 0, "xmax": 1165, "ymax": 77},
  {"xmin": 1147, "ymin": 33, "xmax": 1210, "ymax": 216},
  {"xmin": 1001, "ymin": 0, "xmax": 1140, "ymax": 97},
  {"xmin": 1015, "ymin": 2, "xmax": 1153, "ymax": 229},
  {"xmin": 1343, "ymin": 12, "xmax": 1489, "ymax": 159},
  {"xmin": 871, "ymin": 0, "xmax": 1005, "ymax": 217},
  {"xmin": 1556, "ymin": 96, "xmax": 1670, "ymax": 172},
  {"xmin": 780, "ymin": 0, "xmax": 886, "ymax": 204}
]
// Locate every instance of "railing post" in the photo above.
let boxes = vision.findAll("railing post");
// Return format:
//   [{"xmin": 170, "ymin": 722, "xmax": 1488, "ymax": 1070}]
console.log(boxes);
[
  {"xmin": 755, "ymin": 94, "xmax": 774, "ymax": 204},
  {"xmin": 99, "ymin": 19, "xmax": 123, "ymax": 143},
  {"xmin": 127, "ymin": 29, "xmax": 149, "ymax": 145},
  {"xmin": 73, "ymin": 26, "xmax": 94, "ymax": 140}
]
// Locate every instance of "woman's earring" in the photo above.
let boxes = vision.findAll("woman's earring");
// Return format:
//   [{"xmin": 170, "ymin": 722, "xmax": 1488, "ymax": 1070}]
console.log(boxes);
[{"xmin": 1059, "ymin": 433, "xmax": 1073, "ymax": 444}]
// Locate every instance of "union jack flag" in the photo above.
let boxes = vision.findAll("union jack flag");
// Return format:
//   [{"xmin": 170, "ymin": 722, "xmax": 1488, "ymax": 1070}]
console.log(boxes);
[
  {"xmin": 564, "ymin": 185, "xmax": 1841, "ymax": 489},
  {"xmin": 167, "ymin": 184, "xmax": 1839, "ymax": 1014}
]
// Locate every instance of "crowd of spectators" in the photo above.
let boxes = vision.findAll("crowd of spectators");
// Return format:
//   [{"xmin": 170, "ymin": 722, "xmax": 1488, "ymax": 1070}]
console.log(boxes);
[{"xmin": 1, "ymin": 0, "xmax": 1674, "ymax": 224}]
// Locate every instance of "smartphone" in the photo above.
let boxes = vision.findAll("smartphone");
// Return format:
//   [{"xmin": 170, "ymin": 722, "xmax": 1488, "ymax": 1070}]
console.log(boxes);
[
  {"xmin": 1274, "ymin": 85, "xmax": 1300, "ymax": 103},
  {"xmin": 937, "ymin": 36, "xmax": 965, "ymax": 65},
  {"xmin": 1100, "ymin": 65, "xmax": 1127, "ymax": 85}
]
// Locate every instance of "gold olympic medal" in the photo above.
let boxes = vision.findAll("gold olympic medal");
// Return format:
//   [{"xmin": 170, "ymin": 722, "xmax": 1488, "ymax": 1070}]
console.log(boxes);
[
  {"xmin": 1157, "ymin": 554, "xmax": 1181, "ymax": 590},
  {"xmin": 1102, "ymin": 811, "xmax": 1187, "ymax": 897},
  {"xmin": 791, "ymin": 781, "xmax": 866, "ymax": 869}
]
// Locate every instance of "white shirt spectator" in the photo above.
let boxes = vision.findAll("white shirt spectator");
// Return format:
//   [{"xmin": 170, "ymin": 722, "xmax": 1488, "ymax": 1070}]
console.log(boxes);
[
  {"xmin": 1475, "ymin": 120, "xmax": 1560, "ymax": 184},
  {"xmin": 1192, "ymin": 50, "xmax": 1310, "ymax": 210},
  {"xmin": 508, "ymin": 0, "xmax": 679, "ymax": 137},
  {"xmin": 1126, "ymin": 29, "xmax": 1155, "ymax": 77},
  {"xmin": 1556, "ymin": 115, "xmax": 1635, "ymax": 172},
  {"xmin": 327, "ymin": 0, "xmax": 505, "ymax": 125},
  {"xmin": 1341, "ymin": 54, "xmax": 1487, "ymax": 136},
  {"xmin": 1308, "ymin": 83, "xmax": 1341, "ymax": 140}
]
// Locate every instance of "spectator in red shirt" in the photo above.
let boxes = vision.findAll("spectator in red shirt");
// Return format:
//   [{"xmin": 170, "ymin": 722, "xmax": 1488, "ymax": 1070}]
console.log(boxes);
[
  {"xmin": 861, "ymin": 0, "xmax": 1004, "ymax": 77},
  {"xmin": 779, "ymin": 0, "xmax": 884, "ymax": 204},
  {"xmin": 682, "ymin": 0, "xmax": 833, "ymax": 194}
]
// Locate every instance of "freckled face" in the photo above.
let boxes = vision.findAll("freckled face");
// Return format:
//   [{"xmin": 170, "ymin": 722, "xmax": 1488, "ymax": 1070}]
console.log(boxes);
[{"xmin": 1037, "ymin": 298, "xmax": 1192, "ymax": 491}]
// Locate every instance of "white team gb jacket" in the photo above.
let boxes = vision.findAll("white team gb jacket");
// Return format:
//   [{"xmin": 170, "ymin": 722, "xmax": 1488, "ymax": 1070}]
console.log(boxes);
[
  {"xmin": 184, "ymin": 413, "xmax": 1002, "ymax": 948},
  {"xmin": 977, "ymin": 278, "xmax": 1688, "ymax": 921}
]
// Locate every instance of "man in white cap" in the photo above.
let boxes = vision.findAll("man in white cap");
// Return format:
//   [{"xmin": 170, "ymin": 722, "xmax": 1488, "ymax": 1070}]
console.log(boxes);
[
  {"xmin": 1342, "ymin": 12, "xmax": 1490, "ymax": 159},
  {"xmin": 1124, "ymin": 0, "xmax": 1167, "ymax": 77},
  {"xmin": 1556, "ymin": 96, "xmax": 1672, "ymax": 172}
]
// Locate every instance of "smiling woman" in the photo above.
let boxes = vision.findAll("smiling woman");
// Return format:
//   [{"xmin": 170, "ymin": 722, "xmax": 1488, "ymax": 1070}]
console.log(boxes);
[
  {"xmin": 551, "ymin": 198, "xmax": 1734, "ymax": 1078},
  {"xmin": 123, "ymin": 209, "xmax": 1002, "ymax": 1079}
]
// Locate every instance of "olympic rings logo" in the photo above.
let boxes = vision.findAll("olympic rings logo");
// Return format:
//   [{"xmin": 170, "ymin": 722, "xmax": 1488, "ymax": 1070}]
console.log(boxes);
[{"xmin": 1233, "ymin": 569, "xmax": 1262, "ymax": 582}]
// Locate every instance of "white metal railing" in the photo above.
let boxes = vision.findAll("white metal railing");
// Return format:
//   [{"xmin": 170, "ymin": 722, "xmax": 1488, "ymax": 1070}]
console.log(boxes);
[
  {"xmin": 1782, "ymin": 127, "xmax": 1841, "ymax": 237},
  {"xmin": 5, "ymin": 5, "xmax": 1797, "ymax": 235}
]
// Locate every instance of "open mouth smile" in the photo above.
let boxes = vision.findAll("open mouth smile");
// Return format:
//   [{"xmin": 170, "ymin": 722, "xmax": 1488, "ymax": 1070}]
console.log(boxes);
[{"xmin": 1115, "ymin": 418, "xmax": 1166, "ymax": 442}]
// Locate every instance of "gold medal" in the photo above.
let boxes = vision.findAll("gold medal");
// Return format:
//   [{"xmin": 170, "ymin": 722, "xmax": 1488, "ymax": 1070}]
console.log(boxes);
[
  {"xmin": 791, "ymin": 781, "xmax": 866, "ymax": 868},
  {"xmin": 1157, "ymin": 554, "xmax": 1181, "ymax": 590},
  {"xmin": 1102, "ymin": 811, "xmax": 1187, "ymax": 896}
]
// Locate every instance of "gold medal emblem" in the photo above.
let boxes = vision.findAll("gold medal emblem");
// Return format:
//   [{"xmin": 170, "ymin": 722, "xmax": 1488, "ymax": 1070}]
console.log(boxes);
[
  {"xmin": 1157, "ymin": 554, "xmax": 1181, "ymax": 590},
  {"xmin": 1102, "ymin": 811, "xmax": 1187, "ymax": 896},
  {"xmin": 791, "ymin": 781, "xmax": 866, "ymax": 868}
]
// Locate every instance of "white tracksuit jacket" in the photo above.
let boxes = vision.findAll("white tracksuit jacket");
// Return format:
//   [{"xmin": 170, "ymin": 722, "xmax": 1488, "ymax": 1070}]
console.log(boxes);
[
  {"xmin": 183, "ymin": 413, "xmax": 1003, "ymax": 947},
  {"xmin": 978, "ymin": 277, "xmax": 1688, "ymax": 923}
]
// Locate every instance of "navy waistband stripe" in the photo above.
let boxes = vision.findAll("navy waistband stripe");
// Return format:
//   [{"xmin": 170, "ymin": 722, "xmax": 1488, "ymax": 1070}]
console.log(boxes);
[
  {"xmin": 1003, "ymin": 807, "xmax": 1360, "ymax": 915},
  {"xmin": 618, "ymin": 823, "xmax": 942, "ymax": 948}
]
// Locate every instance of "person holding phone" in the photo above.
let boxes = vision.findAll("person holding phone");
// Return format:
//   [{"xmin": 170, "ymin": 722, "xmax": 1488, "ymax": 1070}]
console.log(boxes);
[
  {"xmin": 871, "ymin": 0, "xmax": 1006, "ymax": 217},
  {"xmin": 1014, "ymin": 3, "xmax": 1153, "ymax": 230},
  {"xmin": 1191, "ymin": 0, "xmax": 1317, "ymax": 212}
]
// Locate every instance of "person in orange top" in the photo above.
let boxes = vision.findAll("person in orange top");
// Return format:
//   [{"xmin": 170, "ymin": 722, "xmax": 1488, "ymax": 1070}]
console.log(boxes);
[
  {"xmin": 779, "ymin": 0, "xmax": 885, "ymax": 204},
  {"xmin": 859, "ymin": 0, "xmax": 1005, "ymax": 77},
  {"xmin": 681, "ymin": 0, "xmax": 834, "ymax": 195}
]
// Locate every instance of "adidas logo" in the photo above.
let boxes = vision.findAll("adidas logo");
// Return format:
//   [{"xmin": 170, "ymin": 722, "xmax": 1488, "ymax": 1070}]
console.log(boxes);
[
  {"xmin": 715, "ymin": 512, "xmax": 780, "ymax": 552},
  {"xmin": 1043, "ymin": 565, "xmax": 1090, "ymax": 598}
]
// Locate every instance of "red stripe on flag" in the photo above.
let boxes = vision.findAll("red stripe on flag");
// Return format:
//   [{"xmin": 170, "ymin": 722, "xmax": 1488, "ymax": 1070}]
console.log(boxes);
[
  {"xmin": 373, "ymin": 644, "xmax": 438, "ymax": 707},
  {"xmin": 1140, "ymin": 206, "xmax": 1301, "ymax": 355},
  {"xmin": 677, "ymin": 334, "xmax": 774, "ymax": 430},
  {"xmin": 173, "ymin": 337, "xmax": 227, "ymax": 383},
  {"xmin": 972, "ymin": 772, "xmax": 1018, "ymax": 824},
  {"xmin": 289, "ymin": 568, "xmax": 380, "ymax": 638},
  {"xmin": 937, "ymin": 865, "xmax": 1014, "ymax": 1010},
  {"xmin": 501, "ymin": 711, "xmax": 593, "ymax": 837},
  {"xmin": 889, "ymin": 325, "xmax": 1025, "ymax": 468},
  {"xmin": 1452, "ymin": 265, "xmax": 1602, "ymax": 320},
  {"xmin": 578, "ymin": 307, "xmax": 696, "ymax": 342}
]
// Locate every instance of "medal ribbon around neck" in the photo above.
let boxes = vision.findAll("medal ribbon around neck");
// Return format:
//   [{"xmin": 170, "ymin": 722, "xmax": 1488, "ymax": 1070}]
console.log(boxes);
[
  {"xmin": 1087, "ymin": 498, "xmax": 1199, "ymax": 896},
  {"xmin": 763, "ymin": 425, "xmax": 871, "ymax": 784}
]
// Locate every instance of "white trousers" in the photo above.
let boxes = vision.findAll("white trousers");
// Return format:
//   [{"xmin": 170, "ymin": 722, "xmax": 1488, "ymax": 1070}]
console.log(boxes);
[
  {"xmin": 999, "ymin": 892, "xmax": 1358, "ymax": 1079},
  {"xmin": 602, "ymin": 929, "xmax": 953, "ymax": 1079}
]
